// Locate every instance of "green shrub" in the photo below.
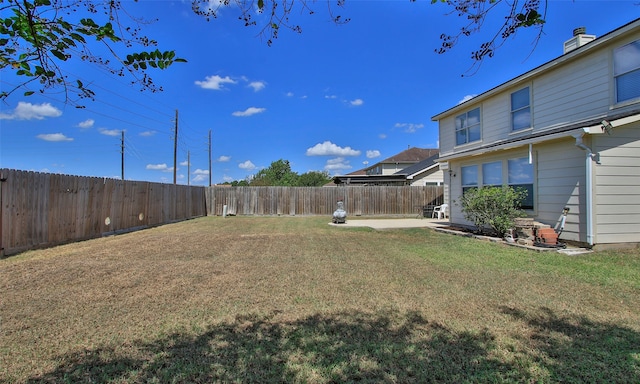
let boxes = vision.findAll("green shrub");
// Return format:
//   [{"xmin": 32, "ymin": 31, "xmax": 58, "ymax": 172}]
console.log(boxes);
[{"xmin": 459, "ymin": 186, "xmax": 527, "ymax": 237}]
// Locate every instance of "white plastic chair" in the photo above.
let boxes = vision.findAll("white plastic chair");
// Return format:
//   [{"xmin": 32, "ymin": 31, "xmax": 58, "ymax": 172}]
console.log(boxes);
[{"xmin": 432, "ymin": 203, "xmax": 448, "ymax": 219}]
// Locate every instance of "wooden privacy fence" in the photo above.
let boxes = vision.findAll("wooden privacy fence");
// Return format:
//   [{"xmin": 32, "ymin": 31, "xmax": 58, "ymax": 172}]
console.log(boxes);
[
  {"xmin": 206, "ymin": 186, "xmax": 444, "ymax": 217},
  {"xmin": 0, "ymin": 169, "xmax": 443, "ymax": 256},
  {"xmin": 0, "ymin": 169, "xmax": 206, "ymax": 256}
]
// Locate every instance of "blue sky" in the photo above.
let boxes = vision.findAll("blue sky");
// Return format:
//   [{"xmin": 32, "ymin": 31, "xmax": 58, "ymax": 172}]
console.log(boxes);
[{"xmin": 1, "ymin": 1, "xmax": 638, "ymax": 185}]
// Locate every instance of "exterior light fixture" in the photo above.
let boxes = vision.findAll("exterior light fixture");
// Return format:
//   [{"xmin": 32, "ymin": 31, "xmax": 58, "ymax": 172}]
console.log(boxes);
[{"xmin": 601, "ymin": 120, "xmax": 614, "ymax": 135}]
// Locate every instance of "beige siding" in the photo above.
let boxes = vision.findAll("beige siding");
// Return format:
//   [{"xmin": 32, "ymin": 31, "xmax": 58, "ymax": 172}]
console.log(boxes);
[
  {"xmin": 381, "ymin": 162, "xmax": 413, "ymax": 175},
  {"xmin": 410, "ymin": 169, "xmax": 444, "ymax": 186},
  {"xmin": 533, "ymin": 53, "xmax": 610, "ymax": 129},
  {"xmin": 439, "ymin": 115, "xmax": 457, "ymax": 156},
  {"xmin": 593, "ymin": 122, "xmax": 640, "ymax": 244},
  {"xmin": 481, "ymin": 94, "xmax": 510, "ymax": 145},
  {"xmin": 535, "ymin": 138, "xmax": 588, "ymax": 243}
]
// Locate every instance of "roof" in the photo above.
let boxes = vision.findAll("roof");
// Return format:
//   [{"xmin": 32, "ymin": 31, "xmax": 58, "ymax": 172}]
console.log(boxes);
[
  {"xmin": 393, "ymin": 153, "xmax": 440, "ymax": 176},
  {"xmin": 378, "ymin": 147, "xmax": 439, "ymax": 164},
  {"xmin": 432, "ymin": 18, "xmax": 640, "ymax": 121},
  {"xmin": 332, "ymin": 149, "xmax": 441, "ymax": 185}
]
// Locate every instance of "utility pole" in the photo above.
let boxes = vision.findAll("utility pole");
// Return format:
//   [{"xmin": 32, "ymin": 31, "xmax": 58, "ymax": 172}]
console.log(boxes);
[
  {"xmin": 187, "ymin": 150, "xmax": 191, "ymax": 186},
  {"xmin": 121, "ymin": 130, "xmax": 125, "ymax": 180},
  {"xmin": 208, "ymin": 130, "xmax": 212, "ymax": 186},
  {"xmin": 173, "ymin": 110, "xmax": 178, "ymax": 185}
]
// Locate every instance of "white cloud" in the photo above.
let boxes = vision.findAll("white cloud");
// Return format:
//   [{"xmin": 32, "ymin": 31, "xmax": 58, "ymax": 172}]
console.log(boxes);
[
  {"xmin": 458, "ymin": 94, "xmax": 477, "ymax": 104},
  {"xmin": 366, "ymin": 150, "xmax": 381, "ymax": 159},
  {"xmin": 394, "ymin": 123, "xmax": 425, "ymax": 133},
  {"xmin": 286, "ymin": 92, "xmax": 294, "ymax": 97},
  {"xmin": 379, "ymin": 133, "xmax": 387, "ymax": 139},
  {"xmin": 350, "ymin": 98, "xmax": 364, "ymax": 106},
  {"xmin": 146, "ymin": 163, "xmax": 174, "ymax": 172},
  {"xmin": 325, "ymin": 95, "xmax": 337, "ymax": 99},
  {"xmin": 0, "ymin": 102, "xmax": 62, "ymax": 120},
  {"xmin": 248, "ymin": 81, "xmax": 266, "ymax": 92},
  {"xmin": 195, "ymin": 75, "xmax": 236, "ymax": 90},
  {"xmin": 99, "ymin": 128, "xmax": 121, "ymax": 136},
  {"xmin": 217, "ymin": 155, "xmax": 231, "ymax": 162},
  {"xmin": 239, "ymin": 160, "xmax": 256, "ymax": 170},
  {"xmin": 180, "ymin": 160, "xmax": 190, "ymax": 166},
  {"xmin": 140, "ymin": 130, "xmax": 156, "ymax": 137},
  {"xmin": 324, "ymin": 157, "xmax": 352, "ymax": 172},
  {"xmin": 306, "ymin": 141, "xmax": 361, "ymax": 157},
  {"xmin": 191, "ymin": 169, "xmax": 209, "ymax": 183},
  {"xmin": 232, "ymin": 107, "xmax": 266, "ymax": 117},
  {"xmin": 77, "ymin": 119, "xmax": 94, "ymax": 129},
  {"xmin": 192, "ymin": 174, "xmax": 207, "ymax": 183},
  {"xmin": 36, "ymin": 133, "xmax": 73, "ymax": 142}
]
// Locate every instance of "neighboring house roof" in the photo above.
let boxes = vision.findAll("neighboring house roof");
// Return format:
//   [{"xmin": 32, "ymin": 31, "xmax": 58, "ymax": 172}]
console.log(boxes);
[
  {"xmin": 345, "ymin": 169, "xmax": 367, "ymax": 176},
  {"xmin": 378, "ymin": 147, "xmax": 439, "ymax": 164},
  {"xmin": 431, "ymin": 18, "xmax": 640, "ymax": 121},
  {"xmin": 332, "ymin": 149, "xmax": 441, "ymax": 185},
  {"xmin": 393, "ymin": 153, "xmax": 440, "ymax": 178}
]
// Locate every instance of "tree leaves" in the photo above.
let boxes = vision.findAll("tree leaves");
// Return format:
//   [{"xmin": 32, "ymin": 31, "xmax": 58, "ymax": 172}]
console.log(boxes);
[
  {"xmin": 123, "ymin": 50, "xmax": 186, "ymax": 71},
  {"xmin": 1, "ymin": 0, "xmax": 186, "ymax": 102},
  {"xmin": 434, "ymin": 0, "xmax": 547, "ymax": 75}
]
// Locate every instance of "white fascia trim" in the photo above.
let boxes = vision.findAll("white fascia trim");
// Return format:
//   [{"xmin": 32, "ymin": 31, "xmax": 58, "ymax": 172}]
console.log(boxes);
[
  {"xmin": 437, "ymin": 128, "xmax": 587, "ymax": 162},
  {"xmin": 582, "ymin": 113, "xmax": 640, "ymax": 134}
]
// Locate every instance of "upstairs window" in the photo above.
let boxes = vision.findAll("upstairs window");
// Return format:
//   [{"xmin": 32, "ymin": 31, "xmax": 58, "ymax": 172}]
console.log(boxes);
[
  {"xmin": 614, "ymin": 39, "xmax": 640, "ymax": 103},
  {"xmin": 511, "ymin": 87, "xmax": 531, "ymax": 131},
  {"xmin": 455, "ymin": 108, "xmax": 481, "ymax": 146}
]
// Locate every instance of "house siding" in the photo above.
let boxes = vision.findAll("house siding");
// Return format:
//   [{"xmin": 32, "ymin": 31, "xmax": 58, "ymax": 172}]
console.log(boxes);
[
  {"xmin": 535, "ymin": 138, "xmax": 588, "ymax": 243},
  {"xmin": 533, "ymin": 53, "xmax": 610, "ymax": 129},
  {"xmin": 435, "ymin": 20, "xmax": 640, "ymax": 247},
  {"xmin": 594, "ymin": 122, "xmax": 640, "ymax": 243},
  {"xmin": 410, "ymin": 169, "xmax": 444, "ymax": 186}
]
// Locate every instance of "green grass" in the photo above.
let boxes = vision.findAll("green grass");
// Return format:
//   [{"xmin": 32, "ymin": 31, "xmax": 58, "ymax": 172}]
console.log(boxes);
[{"xmin": 1, "ymin": 216, "xmax": 639, "ymax": 383}]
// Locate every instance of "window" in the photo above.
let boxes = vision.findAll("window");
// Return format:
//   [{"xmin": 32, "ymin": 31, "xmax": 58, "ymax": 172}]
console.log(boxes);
[
  {"xmin": 511, "ymin": 87, "xmax": 531, "ymax": 131},
  {"xmin": 614, "ymin": 39, "xmax": 640, "ymax": 103},
  {"xmin": 461, "ymin": 165, "xmax": 478, "ymax": 194},
  {"xmin": 459, "ymin": 158, "xmax": 534, "ymax": 210},
  {"xmin": 455, "ymin": 108, "xmax": 481, "ymax": 145},
  {"xmin": 482, "ymin": 161, "xmax": 502, "ymax": 186},
  {"xmin": 508, "ymin": 158, "xmax": 534, "ymax": 210}
]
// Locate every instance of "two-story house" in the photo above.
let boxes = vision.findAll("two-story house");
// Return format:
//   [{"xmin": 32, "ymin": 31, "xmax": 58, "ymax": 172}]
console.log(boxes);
[{"xmin": 432, "ymin": 19, "xmax": 640, "ymax": 249}]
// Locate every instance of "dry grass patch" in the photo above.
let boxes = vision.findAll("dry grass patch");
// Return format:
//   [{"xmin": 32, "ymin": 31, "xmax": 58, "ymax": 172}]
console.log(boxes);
[{"xmin": 1, "ymin": 216, "xmax": 639, "ymax": 383}]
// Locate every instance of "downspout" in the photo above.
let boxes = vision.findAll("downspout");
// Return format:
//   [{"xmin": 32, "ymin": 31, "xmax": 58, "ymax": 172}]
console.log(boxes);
[{"xmin": 573, "ymin": 133, "xmax": 594, "ymax": 246}]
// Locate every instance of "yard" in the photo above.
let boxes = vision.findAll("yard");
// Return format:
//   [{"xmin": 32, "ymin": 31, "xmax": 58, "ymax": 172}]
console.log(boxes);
[{"xmin": 1, "ymin": 216, "xmax": 639, "ymax": 383}]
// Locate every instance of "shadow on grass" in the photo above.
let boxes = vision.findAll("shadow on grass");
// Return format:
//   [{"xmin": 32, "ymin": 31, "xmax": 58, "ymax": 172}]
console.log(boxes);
[
  {"xmin": 500, "ymin": 306, "xmax": 640, "ymax": 383},
  {"xmin": 27, "ymin": 308, "xmax": 639, "ymax": 383}
]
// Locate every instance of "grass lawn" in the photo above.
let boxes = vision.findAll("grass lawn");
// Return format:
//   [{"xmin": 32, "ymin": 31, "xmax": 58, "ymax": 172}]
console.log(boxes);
[{"xmin": 1, "ymin": 216, "xmax": 639, "ymax": 383}]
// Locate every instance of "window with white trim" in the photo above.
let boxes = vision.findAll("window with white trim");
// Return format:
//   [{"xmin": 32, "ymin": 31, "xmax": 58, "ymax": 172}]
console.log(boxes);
[
  {"xmin": 455, "ymin": 108, "xmax": 481, "ymax": 145},
  {"xmin": 511, "ymin": 87, "xmax": 531, "ymax": 131},
  {"xmin": 482, "ymin": 161, "xmax": 502, "ymax": 186},
  {"xmin": 508, "ymin": 158, "xmax": 534, "ymax": 210},
  {"xmin": 614, "ymin": 39, "xmax": 640, "ymax": 103},
  {"xmin": 461, "ymin": 165, "xmax": 478, "ymax": 194},
  {"xmin": 460, "ymin": 157, "xmax": 534, "ymax": 210}
]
